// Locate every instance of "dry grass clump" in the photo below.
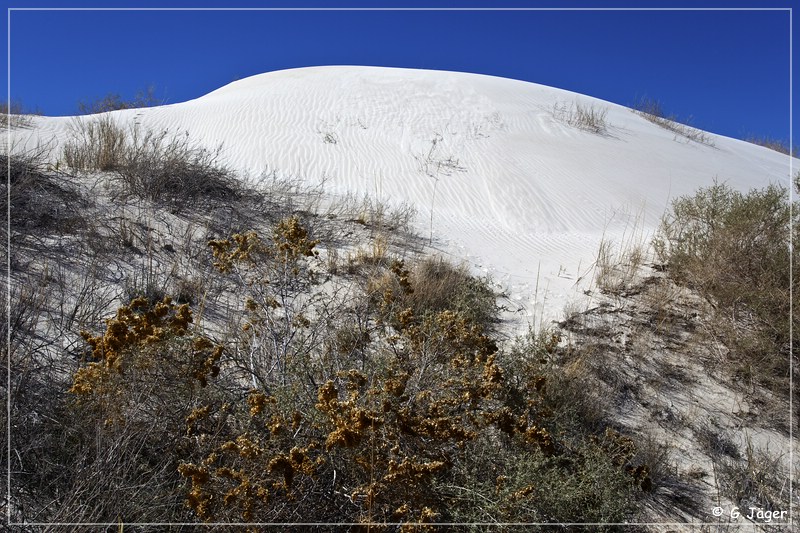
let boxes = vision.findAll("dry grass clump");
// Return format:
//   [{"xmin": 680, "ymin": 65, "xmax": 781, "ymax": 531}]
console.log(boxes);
[
  {"xmin": 1, "ymin": 99, "xmax": 37, "ymax": 128},
  {"xmin": 633, "ymin": 97, "xmax": 715, "ymax": 147},
  {"xmin": 117, "ymin": 127, "xmax": 239, "ymax": 206},
  {"xmin": 62, "ymin": 117, "xmax": 240, "ymax": 208},
  {"xmin": 594, "ymin": 236, "xmax": 648, "ymax": 297},
  {"xmin": 553, "ymin": 100, "xmax": 609, "ymax": 134},
  {"xmin": 592, "ymin": 209, "xmax": 650, "ymax": 297},
  {"xmin": 367, "ymin": 256, "xmax": 499, "ymax": 334},
  {"xmin": 715, "ymin": 441, "xmax": 791, "ymax": 525},
  {"xmin": 77, "ymin": 85, "xmax": 162, "ymax": 115},
  {"xmin": 62, "ymin": 115, "xmax": 127, "ymax": 172},
  {"xmin": 2, "ymin": 144, "xmax": 89, "ymax": 241},
  {"xmin": 409, "ymin": 256, "xmax": 499, "ymax": 330},
  {"xmin": 745, "ymin": 135, "xmax": 798, "ymax": 157}
]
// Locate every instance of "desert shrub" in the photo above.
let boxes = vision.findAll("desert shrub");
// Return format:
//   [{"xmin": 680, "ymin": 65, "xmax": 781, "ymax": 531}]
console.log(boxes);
[
  {"xmin": 58, "ymin": 297, "xmax": 226, "ymax": 523},
  {"xmin": 553, "ymin": 101, "xmax": 609, "ymax": 134},
  {"xmin": 633, "ymin": 96, "xmax": 714, "ymax": 146},
  {"xmin": 117, "ymin": 126, "xmax": 239, "ymax": 206},
  {"xmin": 745, "ymin": 135, "xmax": 798, "ymax": 157},
  {"xmin": 62, "ymin": 118, "xmax": 240, "ymax": 207},
  {"xmin": 2, "ymin": 150, "xmax": 89, "ymax": 240},
  {"xmin": 77, "ymin": 85, "xmax": 162, "ymax": 115},
  {"xmin": 207, "ymin": 217, "xmax": 324, "ymax": 391},
  {"xmin": 62, "ymin": 115, "xmax": 127, "ymax": 172},
  {"xmin": 6, "ymin": 292, "xmax": 229, "ymax": 525},
  {"xmin": 368, "ymin": 256, "xmax": 499, "ymax": 334},
  {"xmin": 446, "ymin": 437, "xmax": 640, "ymax": 529},
  {"xmin": 654, "ymin": 181, "xmax": 796, "ymax": 386},
  {"xmin": 176, "ymin": 241, "xmax": 644, "ymax": 526}
]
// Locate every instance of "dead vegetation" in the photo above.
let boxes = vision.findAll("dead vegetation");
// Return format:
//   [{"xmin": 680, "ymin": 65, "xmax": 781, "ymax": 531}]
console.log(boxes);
[
  {"xmin": 1, "ymin": 99, "xmax": 38, "ymax": 129},
  {"xmin": 633, "ymin": 97, "xmax": 715, "ymax": 147},
  {"xmin": 4, "ymin": 117, "xmax": 794, "ymax": 530},
  {"xmin": 4, "ymin": 124, "xmax": 659, "ymax": 529},
  {"xmin": 553, "ymin": 100, "xmax": 610, "ymax": 134},
  {"xmin": 745, "ymin": 135, "xmax": 798, "ymax": 157}
]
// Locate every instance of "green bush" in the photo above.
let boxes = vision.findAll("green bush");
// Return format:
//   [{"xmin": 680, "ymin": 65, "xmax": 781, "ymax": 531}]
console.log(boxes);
[{"xmin": 654, "ymin": 181, "xmax": 796, "ymax": 386}]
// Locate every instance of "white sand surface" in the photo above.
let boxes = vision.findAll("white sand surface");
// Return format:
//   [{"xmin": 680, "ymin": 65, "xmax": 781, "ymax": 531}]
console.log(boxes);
[{"xmin": 18, "ymin": 65, "xmax": 794, "ymax": 327}]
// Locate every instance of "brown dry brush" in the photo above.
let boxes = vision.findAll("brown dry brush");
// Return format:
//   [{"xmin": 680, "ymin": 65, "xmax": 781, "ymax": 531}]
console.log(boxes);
[
  {"xmin": 175, "ymin": 219, "xmax": 647, "ymax": 527},
  {"xmin": 15, "ymin": 215, "xmax": 650, "ymax": 527},
  {"xmin": 5, "ymin": 289, "xmax": 229, "ymax": 525},
  {"xmin": 2, "ymin": 148, "xmax": 90, "ymax": 244},
  {"xmin": 61, "ymin": 117, "xmax": 242, "ymax": 209},
  {"xmin": 58, "ymin": 296, "xmax": 226, "ymax": 524}
]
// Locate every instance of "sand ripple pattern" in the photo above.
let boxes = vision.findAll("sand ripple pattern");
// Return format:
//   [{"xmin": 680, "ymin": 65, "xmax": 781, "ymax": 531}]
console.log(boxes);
[{"xmin": 22, "ymin": 66, "xmax": 793, "ymax": 324}]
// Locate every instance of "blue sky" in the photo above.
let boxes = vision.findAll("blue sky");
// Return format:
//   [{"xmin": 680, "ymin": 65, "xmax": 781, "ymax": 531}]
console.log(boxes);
[{"xmin": 3, "ymin": 0, "xmax": 798, "ymax": 145}]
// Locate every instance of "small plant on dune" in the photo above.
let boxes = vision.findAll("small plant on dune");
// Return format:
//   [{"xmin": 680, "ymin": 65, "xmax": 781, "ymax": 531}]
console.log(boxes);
[
  {"xmin": 118, "ymin": 126, "xmax": 239, "ymax": 206},
  {"xmin": 745, "ymin": 135, "xmax": 799, "ymax": 157},
  {"xmin": 62, "ymin": 115, "xmax": 128, "ymax": 172},
  {"xmin": 553, "ymin": 100, "xmax": 609, "ymax": 134},
  {"xmin": 370, "ymin": 255, "xmax": 499, "ymax": 333},
  {"xmin": 633, "ymin": 96, "xmax": 714, "ymax": 147},
  {"xmin": 592, "ymin": 207, "xmax": 650, "ymax": 297},
  {"xmin": 77, "ymin": 85, "xmax": 162, "ymax": 115},
  {"xmin": 61, "ymin": 117, "xmax": 240, "ymax": 207},
  {"xmin": 1, "ymin": 99, "xmax": 38, "ymax": 128}
]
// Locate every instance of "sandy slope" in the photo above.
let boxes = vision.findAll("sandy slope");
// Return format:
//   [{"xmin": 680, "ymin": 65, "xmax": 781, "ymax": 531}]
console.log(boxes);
[{"xmin": 18, "ymin": 65, "xmax": 794, "ymax": 326}]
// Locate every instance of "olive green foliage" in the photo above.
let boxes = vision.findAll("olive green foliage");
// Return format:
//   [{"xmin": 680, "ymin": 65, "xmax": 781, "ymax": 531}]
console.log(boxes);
[{"xmin": 654, "ymin": 181, "xmax": 797, "ymax": 387}]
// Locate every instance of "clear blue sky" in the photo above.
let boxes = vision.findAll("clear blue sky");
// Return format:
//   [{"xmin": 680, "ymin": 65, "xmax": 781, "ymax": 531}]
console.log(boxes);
[{"xmin": 3, "ymin": 0, "xmax": 797, "ymax": 144}]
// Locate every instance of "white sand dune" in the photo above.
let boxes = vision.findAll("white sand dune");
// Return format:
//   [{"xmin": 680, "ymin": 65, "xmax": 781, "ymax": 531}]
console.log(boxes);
[{"xmin": 20, "ymin": 65, "xmax": 794, "ymax": 327}]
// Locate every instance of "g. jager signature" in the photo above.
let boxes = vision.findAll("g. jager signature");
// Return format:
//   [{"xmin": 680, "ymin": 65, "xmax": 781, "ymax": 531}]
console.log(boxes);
[{"xmin": 731, "ymin": 507, "xmax": 788, "ymax": 522}]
